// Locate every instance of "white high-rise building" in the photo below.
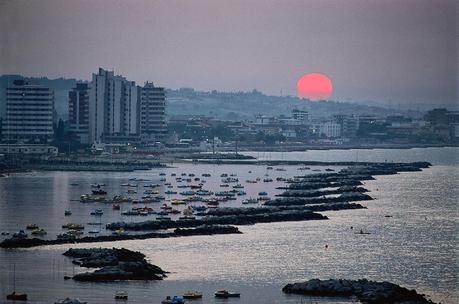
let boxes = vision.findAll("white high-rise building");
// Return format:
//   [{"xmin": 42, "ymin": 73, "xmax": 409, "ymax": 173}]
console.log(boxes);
[
  {"xmin": 88, "ymin": 68, "xmax": 140, "ymax": 143},
  {"xmin": 2, "ymin": 80, "xmax": 54, "ymax": 142}
]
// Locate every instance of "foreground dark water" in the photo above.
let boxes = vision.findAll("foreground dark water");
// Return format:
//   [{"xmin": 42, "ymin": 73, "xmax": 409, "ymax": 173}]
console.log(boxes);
[{"xmin": 0, "ymin": 148, "xmax": 457, "ymax": 304}]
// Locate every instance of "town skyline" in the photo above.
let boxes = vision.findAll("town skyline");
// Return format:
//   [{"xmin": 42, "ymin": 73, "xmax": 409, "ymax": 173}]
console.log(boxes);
[{"xmin": 1, "ymin": 0, "xmax": 457, "ymax": 109}]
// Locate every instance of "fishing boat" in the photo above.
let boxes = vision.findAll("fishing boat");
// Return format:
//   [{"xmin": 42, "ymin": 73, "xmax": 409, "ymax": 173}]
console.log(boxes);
[
  {"xmin": 55, "ymin": 298, "xmax": 87, "ymax": 304},
  {"xmin": 202, "ymin": 173, "xmax": 211, "ymax": 177},
  {"xmin": 62, "ymin": 223, "xmax": 84, "ymax": 230},
  {"xmin": 90, "ymin": 209, "xmax": 103, "ymax": 216},
  {"xmin": 92, "ymin": 189, "xmax": 107, "ymax": 195},
  {"xmin": 242, "ymin": 198, "xmax": 258, "ymax": 204},
  {"xmin": 31, "ymin": 228, "xmax": 47, "ymax": 236},
  {"xmin": 161, "ymin": 296, "xmax": 185, "ymax": 304},
  {"xmin": 6, "ymin": 264, "xmax": 27, "ymax": 301},
  {"xmin": 121, "ymin": 210, "xmax": 139, "ymax": 216},
  {"xmin": 263, "ymin": 178, "xmax": 273, "ymax": 182},
  {"xmin": 144, "ymin": 183, "xmax": 160, "ymax": 188},
  {"xmin": 232, "ymin": 184, "xmax": 244, "ymax": 189},
  {"xmin": 191, "ymin": 205, "xmax": 207, "ymax": 211},
  {"xmin": 114, "ymin": 291, "xmax": 128, "ymax": 300},
  {"xmin": 12, "ymin": 230, "xmax": 28, "ymax": 239},
  {"xmin": 64, "ymin": 210, "xmax": 72, "ymax": 216},
  {"xmin": 236, "ymin": 191, "xmax": 247, "ymax": 196},
  {"xmin": 26, "ymin": 224, "xmax": 39, "ymax": 230},
  {"xmin": 88, "ymin": 229, "xmax": 99, "ymax": 234},
  {"xmin": 6, "ymin": 292, "xmax": 28, "ymax": 301},
  {"xmin": 258, "ymin": 191, "xmax": 268, "ymax": 196},
  {"xmin": 183, "ymin": 291, "xmax": 202, "ymax": 299},
  {"xmin": 112, "ymin": 204, "xmax": 121, "ymax": 210},
  {"xmin": 112, "ymin": 228, "xmax": 125, "ymax": 235},
  {"xmin": 214, "ymin": 290, "xmax": 240, "ymax": 298}
]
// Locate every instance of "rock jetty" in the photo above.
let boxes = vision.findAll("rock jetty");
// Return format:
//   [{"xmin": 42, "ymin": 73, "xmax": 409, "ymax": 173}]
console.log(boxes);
[
  {"xmin": 107, "ymin": 210, "xmax": 327, "ymax": 231},
  {"xmin": 0, "ymin": 225, "xmax": 240, "ymax": 249},
  {"xmin": 63, "ymin": 248, "xmax": 166, "ymax": 281},
  {"xmin": 282, "ymin": 279, "xmax": 436, "ymax": 304}
]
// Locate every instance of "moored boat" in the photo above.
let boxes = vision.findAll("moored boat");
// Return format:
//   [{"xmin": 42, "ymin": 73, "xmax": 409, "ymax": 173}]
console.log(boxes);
[
  {"xmin": 6, "ymin": 292, "xmax": 28, "ymax": 301},
  {"xmin": 114, "ymin": 291, "xmax": 128, "ymax": 300},
  {"xmin": 214, "ymin": 290, "xmax": 240, "ymax": 298},
  {"xmin": 161, "ymin": 296, "xmax": 185, "ymax": 304},
  {"xmin": 183, "ymin": 291, "xmax": 202, "ymax": 299}
]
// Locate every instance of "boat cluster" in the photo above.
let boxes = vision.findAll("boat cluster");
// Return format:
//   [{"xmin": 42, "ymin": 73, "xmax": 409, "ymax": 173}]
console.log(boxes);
[{"xmin": 161, "ymin": 289, "xmax": 240, "ymax": 303}]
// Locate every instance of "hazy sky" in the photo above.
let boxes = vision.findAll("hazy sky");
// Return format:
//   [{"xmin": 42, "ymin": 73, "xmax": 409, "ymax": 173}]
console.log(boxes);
[{"xmin": 0, "ymin": 0, "xmax": 457, "ymax": 107}]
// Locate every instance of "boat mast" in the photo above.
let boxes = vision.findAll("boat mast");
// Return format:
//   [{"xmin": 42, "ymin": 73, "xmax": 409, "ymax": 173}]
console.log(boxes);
[{"xmin": 13, "ymin": 263, "xmax": 16, "ymax": 293}]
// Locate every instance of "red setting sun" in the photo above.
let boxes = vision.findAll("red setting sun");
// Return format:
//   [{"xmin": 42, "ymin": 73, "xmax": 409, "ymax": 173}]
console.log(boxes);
[{"xmin": 297, "ymin": 73, "xmax": 333, "ymax": 100}]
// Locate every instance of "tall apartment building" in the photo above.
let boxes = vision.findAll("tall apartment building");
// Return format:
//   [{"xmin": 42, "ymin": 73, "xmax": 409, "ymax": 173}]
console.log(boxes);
[
  {"xmin": 140, "ymin": 82, "xmax": 167, "ymax": 144},
  {"xmin": 85, "ymin": 68, "xmax": 166, "ymax": 145},
  {"xmin": 2, "ymin": 80, "xmax": 54, "ymax": 142},
  {"xmin": 68, "ymin": 83, "xmax": 89, "ymax": 144},
  {"xmin": 88, "ymin": 68, "xmax": 141, "ymax": 143}
]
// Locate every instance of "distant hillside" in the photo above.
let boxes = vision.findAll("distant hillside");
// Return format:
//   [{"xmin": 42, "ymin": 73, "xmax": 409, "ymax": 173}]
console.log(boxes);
[
  {"xmin": 166, "ymin": 88, "xmax": 414, "ymax": 120},
  {"xmin": 0, "ymin": 75, "xmax": 416, "ymax": 121}
]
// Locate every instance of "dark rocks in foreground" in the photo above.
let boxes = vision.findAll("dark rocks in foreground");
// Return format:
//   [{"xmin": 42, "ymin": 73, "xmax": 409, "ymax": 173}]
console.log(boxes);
[
  {"xmin": 63, "ymin": 248, "xmax": 166, "ymax": 281},
  {"xmin": 282, "ymin": 279, "xmax": 436, "ymax": 304},
  {"xmin": 0, "ymin": 225, "xmax": 240, "ymax": 249}
]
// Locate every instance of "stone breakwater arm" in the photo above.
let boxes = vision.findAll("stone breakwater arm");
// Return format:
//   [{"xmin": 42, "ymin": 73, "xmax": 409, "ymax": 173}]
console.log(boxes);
[
  {"xmin": 0, "ymin": 225, "xmax": 241, "ymax": 248},
  {"xmin": 107, "ymin": 210, "xmax": 328, "ymax": 231},
  {"xmin": 282, "ymin": 279, "xmax": 436, "ymax": 304}
]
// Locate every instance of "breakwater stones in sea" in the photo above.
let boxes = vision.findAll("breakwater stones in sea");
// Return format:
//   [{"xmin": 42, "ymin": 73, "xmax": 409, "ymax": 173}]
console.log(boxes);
[
  {"xmin": 282, "ymin": 279, "xmax": 436, "ymax": 304},
  {"xmin": 0, "ymin": 225, "xmax": 241, "ymax": 248},
  {"xmin": 63, "ymin": 248, "xmax": 166, "ymax": 281},
  {"xmin": 107, "ymin": 210, "xmax": 328, "ymax": 231}
]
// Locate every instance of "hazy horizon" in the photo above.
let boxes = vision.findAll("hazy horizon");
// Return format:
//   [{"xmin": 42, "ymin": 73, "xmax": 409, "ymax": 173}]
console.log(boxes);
[{"xmin": 1, "ymin": 0, "xmax": 457, "ymax": 109}]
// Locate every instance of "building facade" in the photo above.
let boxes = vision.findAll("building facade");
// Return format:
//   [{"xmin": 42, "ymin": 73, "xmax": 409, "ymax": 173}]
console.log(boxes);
[
  {"xmin": 68, "ymin": 83, "xmax": 89, "ymax": 144},
  {"xmin": 2, "ymin": 80, "xmax": 54, "ymax": 142},
  {"xmin": 140, "ymin": 82, "xmax": 167, "ymax": 144},
  {"xmin": 86, "ymin": 69, "xmax": 166, "ymax": 145},
  {"xmin": 88, "ymin": 68, "xmax": 141, "ymax": 143}
]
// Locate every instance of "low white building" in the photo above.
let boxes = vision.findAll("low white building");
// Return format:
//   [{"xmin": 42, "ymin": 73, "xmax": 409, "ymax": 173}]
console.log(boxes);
[{"xmin": 319, "ymin": 122, "xmax": 341, "ymax": 138}]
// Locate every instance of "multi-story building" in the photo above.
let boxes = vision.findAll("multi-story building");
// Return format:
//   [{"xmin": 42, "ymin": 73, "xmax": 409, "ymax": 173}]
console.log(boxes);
[
  {"xmin": 334, "ymin": 114, "xmax": 358, "ymax": 138},
  {"xmin": 291, "ymin": 109, "xmax": 309, "ymax": 124},
  {"xmin": 88, "ymin": 68, "xmax": 141, "ymax": 143},
  {"xmin": 140, "ymin": 82, "xmax": 167, "ymax": 144},
  {"xmin": 68, "ymin": 83, "xmax": 89, "ymax": 144},
  {"xmin": 319, "ymin": 121, "xmax": 341, "ymax": 138},
  {"xmin": 2, "ymin": 80, "xmax": 54, "ymax": 142},
  {"xmin": 86, "ymin": 69, "xmax": 166, "ymax": 145}
]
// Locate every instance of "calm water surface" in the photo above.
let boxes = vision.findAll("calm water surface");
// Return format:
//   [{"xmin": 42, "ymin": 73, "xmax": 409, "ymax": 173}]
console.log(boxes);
[{"xmin": 0, "ymin": 148, "xmax": 457, "ymax": 304}]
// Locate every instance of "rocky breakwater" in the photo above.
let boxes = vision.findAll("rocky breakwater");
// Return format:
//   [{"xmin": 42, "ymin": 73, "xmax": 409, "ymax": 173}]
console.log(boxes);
[
  {"xmin": 283, "ymin": 279, "xmax": 436, "ymax": 304},
  {"xmin": 0, "ymin": 225, "xmax": 241, "ymax": 248},
  {"xmin": 107, "ymin": 210, "xmax": 328, "ymax": 231},
  {"xmin": 198, "ymin": 203, "xmax": 366, "ymax": 217},
  {"xmin": 270, "ymin": 162, "xmax": 430, "ymax": 207},
  {"xmin": 63, "ymin": 248, "xmax": 166, "ymax": 281}
]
